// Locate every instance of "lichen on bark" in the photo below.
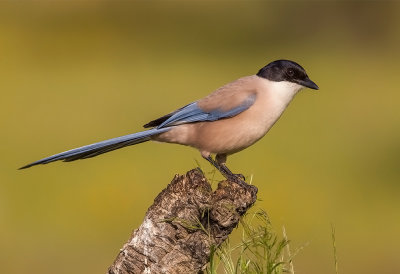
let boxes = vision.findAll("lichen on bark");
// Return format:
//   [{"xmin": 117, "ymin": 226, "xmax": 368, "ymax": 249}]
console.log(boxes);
[{"xmin": 108, "ymin": 168, "xmax": 257, "ymax": 274}]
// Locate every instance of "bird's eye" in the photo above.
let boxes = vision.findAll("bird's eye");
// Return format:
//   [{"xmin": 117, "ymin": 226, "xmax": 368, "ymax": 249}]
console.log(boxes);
[{"xmin": 287, "ymin": 69, "xmax": 295, "ymax": 77}]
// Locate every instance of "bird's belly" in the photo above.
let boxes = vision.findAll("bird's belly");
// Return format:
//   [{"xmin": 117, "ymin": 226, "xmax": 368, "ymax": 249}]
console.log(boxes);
[
  {"xmin": 153, "ymin": 95, "xmax": 289, "ymax": 155},
  {"xmin": 191, "ymin": 102, "xmax": 286, "ymax": 154}
]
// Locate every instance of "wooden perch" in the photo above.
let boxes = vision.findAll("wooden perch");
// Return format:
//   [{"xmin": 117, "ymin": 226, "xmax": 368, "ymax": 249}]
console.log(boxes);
[{"xmin": 108, "ymin": 168, "xmax": 258, "ymax": 274}]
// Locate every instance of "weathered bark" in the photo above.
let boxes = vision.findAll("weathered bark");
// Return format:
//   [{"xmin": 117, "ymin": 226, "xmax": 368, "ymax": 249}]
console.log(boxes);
[{"xmin": 108, "ymin": 168, "xmax": 258, "ymax": 274}]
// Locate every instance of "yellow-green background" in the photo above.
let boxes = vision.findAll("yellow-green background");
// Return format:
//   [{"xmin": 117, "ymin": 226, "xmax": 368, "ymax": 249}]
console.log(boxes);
[{"xmin": 1, "ymin": 1, "xmax": 399, "ymax": 273}]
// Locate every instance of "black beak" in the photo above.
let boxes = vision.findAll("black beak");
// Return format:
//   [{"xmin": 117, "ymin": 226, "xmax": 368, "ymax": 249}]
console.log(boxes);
[{"xmin": 298, "ymin": 78, "xmax": 319, "ymax": 90}]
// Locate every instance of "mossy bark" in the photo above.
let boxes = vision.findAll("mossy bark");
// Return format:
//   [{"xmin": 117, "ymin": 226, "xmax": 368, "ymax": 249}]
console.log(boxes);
[{"xmin": 108, "ymin": 168, "xmax": 257, "ymax": 274}]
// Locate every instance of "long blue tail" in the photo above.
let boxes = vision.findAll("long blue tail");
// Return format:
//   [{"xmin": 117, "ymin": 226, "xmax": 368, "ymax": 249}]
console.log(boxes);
[{"xmin": 19, "ymin": 128, "xmax": 170, "ymax": 169}]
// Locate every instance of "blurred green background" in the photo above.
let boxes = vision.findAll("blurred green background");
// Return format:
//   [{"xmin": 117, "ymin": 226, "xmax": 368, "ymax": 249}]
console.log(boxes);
[{"xmin": 1, "ymin": 1, "xmax": 399, "ymax": 273}]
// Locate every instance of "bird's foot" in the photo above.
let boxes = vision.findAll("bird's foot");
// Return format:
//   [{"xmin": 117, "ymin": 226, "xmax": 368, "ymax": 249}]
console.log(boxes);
[
  {"xmin": 226, "ymin": 173, "xmax": 247, "ymax": 187},
  {"xmin": 203, "ymin": 155, "xmax": 248, "ymax": 187},
  {"xmin": 233, "ymin": 173, "xmax": 246, "ymax": 181}
]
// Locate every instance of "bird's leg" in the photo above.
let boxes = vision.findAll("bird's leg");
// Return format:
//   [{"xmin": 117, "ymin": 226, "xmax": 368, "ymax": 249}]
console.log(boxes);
[
  {"xmin": 215, "ymin": 154, "xmax": 246, "ymax": 181},
  {"xmin": 219, "ymin": 164, "xmax": 246, "ymax": 181},
  {"xmin": 203, "ymin": 154, "xmax": 223, "ymax": 173},
  {"xmin": 202, "ymin": 154, "xmax": 247, "ymax": 186}
]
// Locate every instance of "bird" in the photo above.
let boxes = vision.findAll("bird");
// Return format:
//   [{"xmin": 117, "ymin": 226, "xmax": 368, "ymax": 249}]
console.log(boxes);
[{"xmin": 20, "ymin": 59, "xmax": 318, "ymax": 185}]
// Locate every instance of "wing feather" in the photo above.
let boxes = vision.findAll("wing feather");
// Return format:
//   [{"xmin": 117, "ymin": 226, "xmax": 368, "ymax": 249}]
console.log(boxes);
[
  {"xmin": 144, "ymin": 76, "xmax": 259, "ymax": 129},
  {"xmin": 157, "ymin": 93, "xmax": 256, "ymax": 128}
]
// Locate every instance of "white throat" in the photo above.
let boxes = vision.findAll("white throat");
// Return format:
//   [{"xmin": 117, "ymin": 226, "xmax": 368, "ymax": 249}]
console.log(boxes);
[
  {"xmin": 268, "ymin": 80, "xmax": 303, "ymax": 103},
  {"xmin": 257, "ymin": 79, "xmax": 304, "ymax": 118}
]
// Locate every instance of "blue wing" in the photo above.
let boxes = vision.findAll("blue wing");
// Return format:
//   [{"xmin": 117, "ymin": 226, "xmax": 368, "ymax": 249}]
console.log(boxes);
[{"xmin": 157, "ymin": 93, "xmax": 257, "ymax": 129}]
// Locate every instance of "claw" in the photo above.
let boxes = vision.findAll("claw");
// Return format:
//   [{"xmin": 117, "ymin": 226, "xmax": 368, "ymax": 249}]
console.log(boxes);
[
  {"xmin": 234, "ymin": 173, "xmax": 246, "ymax": 181},
  {"xmin": 226, "ymin": 174, "xmax": 248, "ymax": 187},
  {"xmin": 203, "ymin": 155, "xmax": 248, "ymax": 187}
]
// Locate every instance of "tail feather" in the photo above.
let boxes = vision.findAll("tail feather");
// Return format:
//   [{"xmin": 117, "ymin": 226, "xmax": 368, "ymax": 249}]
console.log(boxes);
[{"xmin": 19, "ymin": 128, "xmax": 169, "ymax": 169}]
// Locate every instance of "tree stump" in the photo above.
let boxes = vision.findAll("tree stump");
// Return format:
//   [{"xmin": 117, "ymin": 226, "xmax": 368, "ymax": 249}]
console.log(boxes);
[{"xmin": 108, "ymin": 168, "xmax": 258, "ymax": 274}]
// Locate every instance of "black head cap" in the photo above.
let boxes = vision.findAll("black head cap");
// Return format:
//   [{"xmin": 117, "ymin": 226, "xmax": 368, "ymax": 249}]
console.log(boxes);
[{"xmin": 257, "ymin": 60, "xmax": 319, "ymax": 90}]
